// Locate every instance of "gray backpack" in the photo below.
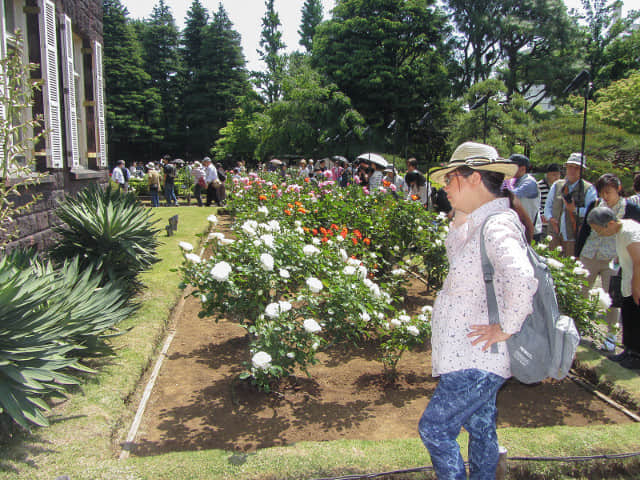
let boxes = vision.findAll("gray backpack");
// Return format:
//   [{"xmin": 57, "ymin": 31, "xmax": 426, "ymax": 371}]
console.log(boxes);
[{"xmin": 480, "ymin": 213, "xmax": 580, "ymax": 384}]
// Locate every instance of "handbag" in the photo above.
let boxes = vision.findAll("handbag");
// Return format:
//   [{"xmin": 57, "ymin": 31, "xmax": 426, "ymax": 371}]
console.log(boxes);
[
  {"xmin": 608, "ymin": 268, "xmax": 623, "ymax": 308},
  {"xmin": 197, "ymin": 176, "xmax": 206, "ymax": 188}
]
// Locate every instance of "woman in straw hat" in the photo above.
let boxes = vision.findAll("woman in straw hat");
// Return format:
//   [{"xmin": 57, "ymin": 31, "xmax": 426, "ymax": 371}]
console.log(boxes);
[{"xmin": 418, "ymin": 142, "xmax": 538, "ymax": 479}]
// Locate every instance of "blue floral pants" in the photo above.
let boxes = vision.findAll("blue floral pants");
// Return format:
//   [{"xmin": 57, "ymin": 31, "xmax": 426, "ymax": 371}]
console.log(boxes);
[{"xmin": 418, "ymin": 369, "xmax": 506, "ymax": 480}]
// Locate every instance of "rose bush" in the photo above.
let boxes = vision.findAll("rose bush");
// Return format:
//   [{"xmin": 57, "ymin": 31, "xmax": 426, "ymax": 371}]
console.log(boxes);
[{"xmin": 182, "ymin": 171, "xmax": 604, "ymax": 392}]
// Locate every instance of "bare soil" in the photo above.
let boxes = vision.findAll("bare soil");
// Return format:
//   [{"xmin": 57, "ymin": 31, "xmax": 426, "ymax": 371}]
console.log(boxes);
[{"xmin": 132, "ymin": 278, "xmax": 633, "ymax": 456}]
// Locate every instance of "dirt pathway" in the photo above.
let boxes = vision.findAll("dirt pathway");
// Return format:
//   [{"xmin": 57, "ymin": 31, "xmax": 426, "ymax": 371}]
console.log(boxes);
[{"xmin": 132, "ymin": 283, "xmax": 633, "ymax": 456}]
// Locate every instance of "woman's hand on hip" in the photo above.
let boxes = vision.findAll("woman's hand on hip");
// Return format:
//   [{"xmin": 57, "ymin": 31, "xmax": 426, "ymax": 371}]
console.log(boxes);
[{"xmin": 468, "ymin": 324, "xmax": 512, "ymax": 351}]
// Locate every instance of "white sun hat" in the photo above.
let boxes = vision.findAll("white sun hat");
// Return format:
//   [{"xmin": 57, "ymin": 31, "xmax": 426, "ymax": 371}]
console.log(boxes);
[{"xmin": 430, "ymin": 141, "xmax": 518, "ymax": 185}]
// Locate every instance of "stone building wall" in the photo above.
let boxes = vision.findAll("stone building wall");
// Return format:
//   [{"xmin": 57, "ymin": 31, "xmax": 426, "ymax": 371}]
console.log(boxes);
[{"xmin": 1, "ymin": 0, "xmax": 108, "ymax": 253}]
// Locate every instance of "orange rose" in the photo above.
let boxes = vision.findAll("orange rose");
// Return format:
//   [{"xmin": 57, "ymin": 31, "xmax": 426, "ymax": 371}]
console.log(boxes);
[
  {"xmin": 295, "ymin": 201, "xmax": 303, "ymax": 207},
  {"xmin": 352, "ymin": 237, "xmax": 358, "ymax": 245},
  {"xmin": 259, "ymin": 195, "xmax": 267, "ymax": 201},
  {"xmin": 312, "ymin": 228, "xmax": 318, "ymax": 236},
  {"xmin": 411, "ymin": 195, "xmax": 419, "ymax": 201},
  {"xmin": 304, "ymin": 177, "xmax": 310, "ymax": 183},
  {"xmin": 284, "ymin": 209, "xmax": 292, "ymax": 216},
  {"xmin": 363, "ymin": 238, "xmax": 371, "ymax": 246},
  {"xmin": 321, "ymin": 237, "xmax": 329, "ymax": 243}
]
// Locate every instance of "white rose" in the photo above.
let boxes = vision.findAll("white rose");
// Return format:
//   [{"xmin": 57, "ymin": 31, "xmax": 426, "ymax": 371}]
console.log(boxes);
[
  {"xmin": 399, "ymin": 314, "xmax": 411, "ymax": 324},
  {"xmin": 279, "ymin": 268, "xmax": 290, "ymax": 279},
  {"xmin": 573, "ymin": 266, "xmax": 589, "ymax": 277},
  {"xmin": 210, "ymin": 261, "xmax": 232, "ymax": 282},
  {"xmin": 407, "ymin": 325, "xmax": 420, "ymax": 336},
  {"xmin": 306, "ymin": 277, "xmax": 323, "ymax": 293},
  {"xmin": 546, "ymin": 258, "xmax": 564, "ymax": 269},
  {"xmin": 185, "ymin": 253, "xmax": 201, "ymax": 263},
  {"xmin": 260, "ymin": 253, "xmax": 274, "ymax": 271},
  {"xmin": 359, "ymin": 312, "xmax": 371, "ymax": 322},
  {"xmin": 343, "ymin": 266, "xmax": 356, "ymax": 276},
  {"xmin": 390, "ymin": 319, "xmax": 402, "ymax": 328},
  {"xmin": 340, "ymin": 249, "xmax": 348, "ymax": 262},
  {"xmin": 207, "ymin": 215, "xmax": 218, "ymax": 225},
  {"xmin": 257, "ymin": 206, "xmax": 269, "ymax": 215},
  {"xmin": 303, "ymin": 244, "xmax": 321, "ymax": 256},
  {"xmin": 179, "ymin": 241, "xmax": 194, "ymax": 252},
  {"xmin": 421, "ymin": 305, "xmax": 433, "ymax": 314},
  {"xmin": 209, "ymin": 232, "xmax": 225, "ymax": 241},
  {"xmin": 265, "ymin": 302, "xmax": 281, "ymax": 318},
  {"xmin": 312, "ymin": 237, "xmax": 321, "ymax": 245},
  {"xmin": 286, "ymin": 352, "xmax": 295, "ymax": 359},
  {"xmin": 252, "ymin": 351, "xmax": 272, "ymax": 370},
  {"xmin": 303, "ymin": 318, "xmax": 322, "ymax": 333},
  {"xmin": 260, "ymin": 234, "xmax": 275, "ymax": 249},
  {"xmin": 546, "ymin": 235, "xmax": 553, "ymax": 243}
]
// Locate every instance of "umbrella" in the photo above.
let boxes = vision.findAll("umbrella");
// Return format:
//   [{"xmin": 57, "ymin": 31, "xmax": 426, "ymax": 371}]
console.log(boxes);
[
  {"xmin": 357, "ymin": 152, "xmax": 388, "ymax": 168},
  {"xmin": 269, "ymin": 158, "xmax": 283, "ymax": 166}
]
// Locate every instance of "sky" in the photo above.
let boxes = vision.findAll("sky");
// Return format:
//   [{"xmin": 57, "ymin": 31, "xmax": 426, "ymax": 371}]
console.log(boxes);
[{"xmin": 122, "ymin": 0, "xmax": 638, "ymax": 72}]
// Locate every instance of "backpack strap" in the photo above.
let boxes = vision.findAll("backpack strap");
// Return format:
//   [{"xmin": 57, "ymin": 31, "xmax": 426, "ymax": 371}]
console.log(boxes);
[
  {"xmin": 479, "ymin": 214, "xmax": 501, "ymax": 354},
  {"xmin": 480, "ymin": 211, "xmax": 528, "ymax": 354}
]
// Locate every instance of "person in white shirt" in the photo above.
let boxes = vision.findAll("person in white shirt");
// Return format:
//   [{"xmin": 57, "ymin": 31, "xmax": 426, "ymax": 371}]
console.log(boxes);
[
  {"xmin": 587, "ymin": 206, "xmax": 640, "ymax": 370},
  {"xmin": 203, "ymin": 157, "xmax": 219, "ymax": 207},
  {"xmin": 112, "ymin": 160, "xmax": 129, "ymax": 193},
  {"xmin": 419, "ymin": 142, "xmax": 536, "ymax": 480}
]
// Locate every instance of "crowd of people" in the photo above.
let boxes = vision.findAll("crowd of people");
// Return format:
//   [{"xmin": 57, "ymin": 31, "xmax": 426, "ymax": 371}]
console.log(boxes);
[{"xmin": 111, "ymin": 155, "xmax": 235, "ymax": 208}]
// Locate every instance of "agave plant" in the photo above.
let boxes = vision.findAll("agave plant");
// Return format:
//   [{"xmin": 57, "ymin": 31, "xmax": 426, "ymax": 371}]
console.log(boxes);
[
  {"xmin": 0, "ymin": 251, "xmax": 89, "ymax": 429},
  {"xmin": 50, "ymin": 184, "xmax": 160, "ymax": 295},
  {"xmin": 0, "ymin": 249, "xmax": 137, "ymax": 429}
]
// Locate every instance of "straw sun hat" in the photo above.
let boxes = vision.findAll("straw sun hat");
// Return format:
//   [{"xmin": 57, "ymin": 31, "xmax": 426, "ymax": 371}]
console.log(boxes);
[{"xmin": 430, "ymin": 142, "xmax": 518, "ymax": 185}]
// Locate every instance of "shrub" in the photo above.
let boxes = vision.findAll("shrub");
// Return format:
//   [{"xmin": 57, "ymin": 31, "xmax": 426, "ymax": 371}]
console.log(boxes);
[
  {"xmin": 50, "ymin": 184, "xmax": 160, "ymax": 295},
  {"xmin": 0, "ymin": 249, "xmax": 135, "ymax": 430}
]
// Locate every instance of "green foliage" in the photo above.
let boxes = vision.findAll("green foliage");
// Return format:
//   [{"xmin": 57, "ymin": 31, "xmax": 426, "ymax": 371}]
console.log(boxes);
[
  {"xmin": 213, "ymin": 95, "xmax": 264, "ymax": 162},
  {"xmin": 256, "ymin": 60, "xmax": 366, "ymax": 159},
  {"xmin": 448, "ymin": 79, "xmax": 536, "ymax": 155},
  {"xmin": 590, "ymin": 71, "xmax": 640, "ymax": 135},
  {"xmin": 575, "ymin": 0, "xmax": 640, "ymax": 89},
  {"xmin": 298, "ymin": 0, "xmax": 323, "ymax": 52},
  {"xmin": 0, "ymin": 250, "xmax": 134, "ymax": 429},
  {"xmin": 0, "ymin": 34, "xmax": 44, "ymax": 244},
  {"xmin": 50, "ymin": 184, "xmax": 161, "ymax": 295},
  {"xmin": 531, "ymin": 112, "xmax": 640, "ymax": 191},
  {"xmin": 103, "ymin": 0, "xmax": 162, "ymax": 163},
  {"xmin": 137, "ymin": 0, "xmax": 184, "ymax": 155},
  {"xmin": 312, "ymin": 0, "xmax": 451, "ymax": 148},
  {"xmin": 599, "ymin": 29, "xmax": 640, "ymax": 86},
  {"xmin": 255, "ymin": 0, "xmax": 286, "ymax": 104}
]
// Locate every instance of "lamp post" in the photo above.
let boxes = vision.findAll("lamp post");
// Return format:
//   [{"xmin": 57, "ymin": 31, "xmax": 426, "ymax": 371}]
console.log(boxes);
[
  {"xmin": 469, "ymin": 93, "xmax": 492, "ymax": 144},
  {"xmin": 563, "ymin": 69, "xmax": 592, "ymax": 240}
]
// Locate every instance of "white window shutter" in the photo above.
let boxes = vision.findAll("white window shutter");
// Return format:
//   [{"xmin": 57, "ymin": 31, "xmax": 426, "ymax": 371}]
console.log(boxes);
[
  {"xmin": 61, "ymin": 15, "xmax": 79, "ymax": 168},
  {"xmin": 39, "ymin": 0, "xmax": 63, "ymax": 168},
  {"xmin": 93, "ymin": 41, "xmax": 106, "ymax": 168}
]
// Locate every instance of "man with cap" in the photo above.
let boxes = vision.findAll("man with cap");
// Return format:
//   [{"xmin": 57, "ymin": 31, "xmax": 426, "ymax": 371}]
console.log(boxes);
[
  {"xmin": 509, "ymin": 154, "xmax": 542, "ymax": 240},
  {"xmin": 538, "ymin": 163, "xmax": 561, "ymax": 236},
  {"xmin": 544, "ymin": 153, "xmax": 596, "ymax": 256}
]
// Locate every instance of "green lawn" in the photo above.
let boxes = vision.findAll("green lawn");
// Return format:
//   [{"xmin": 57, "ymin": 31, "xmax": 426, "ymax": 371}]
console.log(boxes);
[{"xmin": 1, "ymin": 206, "xmax": 639, "ymax": 479}]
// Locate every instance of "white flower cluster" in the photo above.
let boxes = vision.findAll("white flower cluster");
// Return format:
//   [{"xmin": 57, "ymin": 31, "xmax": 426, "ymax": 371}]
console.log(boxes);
[
  {"xmin": 303, "ymin": 318, "xmax": 322, "ymax": 333},
  {"xmin": 589, "ymin": 287, "xmax": 612, "ymax": 312},
  {"xmin": 179, "ymin": 241, "xmax": 194, "ymax": 252},
  {"xmin": 260, "ymin": 253, "xmax": 274, "ymax": 271},
  {"xmin": 210, "ymin": 261, "xmax": 232, "ymax": 281},
  {"xmin": 306, "ymin": 277, "xmax": 323, "ymax": 293},
  {"xmin": 265, "ymin": 301, "xmax": 293, "ymax": 318},
  {"xmin": 303, "ymin": 244, "xmax": 320, "ymax": 256},
  {"xmin": 252, "ymin": 351, "xmax": 272, "ymax": 370}
]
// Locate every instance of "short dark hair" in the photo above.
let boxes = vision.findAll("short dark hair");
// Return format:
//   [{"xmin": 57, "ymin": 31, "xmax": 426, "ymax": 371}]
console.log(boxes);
[
  {"xmin": 408, "ymin": 158, "xmax": 418, "ymax": 169},
  {"xmin": 546, "ymin": 163, "xmax": 560, "ymax": 173},
  {"xmin": 509, "ymin": 154, "xmax": 530, "ymax": 169},
  {"xmin": 595, "ymin": 173, "xmax": 621, "ymax": 194},
  {"xmin": 405, "ymin": 170, "xmax": 426, "ymax": 186}
]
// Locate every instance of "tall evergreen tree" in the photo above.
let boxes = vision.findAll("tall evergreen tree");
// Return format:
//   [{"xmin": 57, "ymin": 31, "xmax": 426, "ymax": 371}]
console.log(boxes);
[
  {"xmin": 188, "ymin": 4, "xmax": 250, "ymax": 156},
  {"xmin": 298, "ymin": 0, "xmax": 323, "ymax": 52},
  {"xmin": 139, "ymin": 0, "xmax": 183, "ymax": 156},
  {"xmin": 103, "ymin": 0, "xmax": 162, "ymax": 163},
  {"xmin": 255, "ymin": 0, "xmax": 286, "ymax": 104},
  {"xmin": 576, "ymin": 0, "xmax": 640, "ymax": 88},
  {"xmin": 182, "ymin": 0, "xmax": 209, "ymax": 79},
  {"xmin": 181, "ymin": 0, "xmax": 209, "ymax": 156}
]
